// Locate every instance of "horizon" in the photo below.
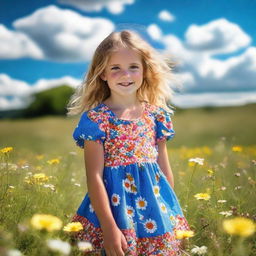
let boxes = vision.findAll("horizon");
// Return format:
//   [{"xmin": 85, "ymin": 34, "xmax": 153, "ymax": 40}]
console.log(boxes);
[{"xmin": 1, "ymin": 0, "xmax": 256, "ymax": 110}]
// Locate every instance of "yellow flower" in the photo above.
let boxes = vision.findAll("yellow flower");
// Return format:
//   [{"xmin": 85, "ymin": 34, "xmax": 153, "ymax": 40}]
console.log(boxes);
[
  {"xmin": 63, "ymin": 222, "xmax": 83, "ymax": 232},
  {"xmin": 0, "ymin": 147, "xmax": 13, "ymax": 154},
  {"xmin": 207, "ymin": 169, "xmax": 214, "ymax": 176},
  {"xmin": 232, "ymin": 146, "xmax": 242, "ymax": 152},
  {"xmin": 194, "ymin": 193, "xmax": 211, "ymax": 200},
  {"xmin": 175, "ymin": 230, "xmax": 194, "ymax": 239},
  {"xmin": 47, "ymin": 158, "xmax": 60, "ymax": 165},
  {"xmin": 30, "ymin": 214, "xmax": 62, "ymax": 232},
  {"xmin": 223, "ymin": 217, "xmax": 256, "ymax": 237},
  {"xmin": 25, "ymin": 173, "xmax": 49, "ymax": 185}
]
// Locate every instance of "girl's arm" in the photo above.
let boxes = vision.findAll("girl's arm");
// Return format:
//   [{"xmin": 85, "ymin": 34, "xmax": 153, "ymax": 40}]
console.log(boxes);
[
  {"xmin": 157, "ymin": 140, "xmax": 175, "ymax": 188},
  {"xmin": 84, "ymin": 140, "xmax": 128, "ymax": 255}
]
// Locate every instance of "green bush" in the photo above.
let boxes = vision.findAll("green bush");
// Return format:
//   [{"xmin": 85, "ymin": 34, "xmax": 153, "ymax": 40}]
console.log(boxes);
[{"xmin": 23, "ymin": 85, "xmax": 74, "ymax": 117}]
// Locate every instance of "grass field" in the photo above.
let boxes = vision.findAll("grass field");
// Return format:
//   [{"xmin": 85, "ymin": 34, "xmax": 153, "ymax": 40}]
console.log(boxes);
[{"xmin": 0, "ymin": 103, "xmax": 256, "ymax": 255}]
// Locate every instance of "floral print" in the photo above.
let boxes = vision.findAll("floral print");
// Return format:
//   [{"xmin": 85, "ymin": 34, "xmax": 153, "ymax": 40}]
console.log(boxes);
[{"xmin": 71, "ymin": 102, "xmax": 191, "ymax": 255}]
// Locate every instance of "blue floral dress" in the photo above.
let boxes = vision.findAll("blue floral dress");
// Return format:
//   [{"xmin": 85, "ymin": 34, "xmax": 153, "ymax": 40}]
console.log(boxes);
[{"xmin": 71, "ymin": 102, "xmax": 190, "ymax": 256}]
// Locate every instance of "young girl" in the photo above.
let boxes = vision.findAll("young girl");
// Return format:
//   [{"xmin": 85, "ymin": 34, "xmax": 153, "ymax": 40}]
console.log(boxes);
[{"xmin": 67, "ymin": 30, "xmax": 191, "ymax": 256}]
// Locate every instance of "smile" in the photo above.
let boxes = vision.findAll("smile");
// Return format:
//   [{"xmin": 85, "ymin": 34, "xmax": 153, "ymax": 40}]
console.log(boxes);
[{"xmin": 118, "ymin": 82, "xmax": 134, "ymax": 87}]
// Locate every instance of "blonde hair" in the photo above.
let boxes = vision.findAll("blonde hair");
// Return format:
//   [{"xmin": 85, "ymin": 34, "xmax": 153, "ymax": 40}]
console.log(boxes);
[{"xmin": 66, "ymin": 30, "xmax": 178, "ymax": 116}]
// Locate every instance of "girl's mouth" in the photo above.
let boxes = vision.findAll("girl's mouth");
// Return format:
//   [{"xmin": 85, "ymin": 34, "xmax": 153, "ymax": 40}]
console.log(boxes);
[{"xmin": 118, "ymin": 82, "xmax": 134, "ymax": 87}]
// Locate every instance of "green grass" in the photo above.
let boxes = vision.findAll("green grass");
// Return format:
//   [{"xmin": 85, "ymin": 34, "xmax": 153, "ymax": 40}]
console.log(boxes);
[{"xmin": 0, "ymin": 104, "xmax": 256, "ymax": 255}]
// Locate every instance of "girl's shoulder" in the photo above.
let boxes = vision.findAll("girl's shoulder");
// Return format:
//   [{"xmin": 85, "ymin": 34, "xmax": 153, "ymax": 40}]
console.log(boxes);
[
  {"xmin": 84, "ymin": 103, "xmax": 110, "ymax": 123},
  {"xmin": 146, "ymin": 102, "xmax": 174, "ymax": 117}
]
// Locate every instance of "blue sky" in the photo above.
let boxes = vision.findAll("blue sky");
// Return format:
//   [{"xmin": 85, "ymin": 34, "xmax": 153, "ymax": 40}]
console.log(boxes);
[{"xmin": 1, "ymin": 0, "xmax": 256, "ymax": 110}]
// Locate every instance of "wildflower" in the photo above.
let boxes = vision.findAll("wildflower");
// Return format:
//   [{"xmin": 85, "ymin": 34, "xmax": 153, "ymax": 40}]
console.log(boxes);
[
  {"xmin": 30, "ymin": 214, "xmax": 62, "ymax": 232},
  {"xmin": 188, "ymin": 157, "xmax": 204, "ymax": 166},
  {"xmin": 47, "ymin": 158, "xmax": 60, "ymax": 165},
  {"xmin": 43, "ymin": 184, "xmax": 56, "ymax": 191},
  {"xmin": 46, "ymin": 239, "xmax": 71, "ymax": 255},
  {"xmin": 194, "ymin": 193, "xmax": 211, "ymax": 201},
  {"xmin": 175, "ymin": 230, "xmax": 194, "ymax": 239},
  {"xmin": 0, "ymin": 147, "xmax": 13, "ymax": 154},
  {"xmin": 222, "ymin": 217, "xmax": 256, "ymax": 237},
  {"xmin": 24, "ymin": 173, "xmax": 49, "ymax": 185},
  {"xmin": 191, "ymin": 245, "xmax": 208, "ymax": 255},
  {"xmin": 7, "ymin": 185, "xmax": 15, "ymax": 193},
  {"xmin": 77, "ymin": 241, "xmax": 93, "ymax": 252},
  {"xmin": 219, "ymin": 211, "xmax": 233, "ymax": 217},
  {"xmin": 217, "ymin": 200, "xmax": 227, "ymax": 203},
  {"xmin": 232, "ymin": 146, "xmax": 242, "ymax": 152},
  {"xmin": 234, "ymin": 186, "xmax": 242, "ymax": 190},
  {"xmin": 234, "ymin": 172, "xmax": 241, "ymax": 177},
  {"xmin": 207, "ymin": 169, "xmax": 214, "ymax": 176},
  {"xmin": 63, "ymin": 222, "xmax": 83, "ymax": 232},
  {"xmin": 33, "ymin": 173, "xmax": 49, "ymax": 182},
  {"xmin": 220, "ymin": 186, "xmax": 226, "ymax": 191}
]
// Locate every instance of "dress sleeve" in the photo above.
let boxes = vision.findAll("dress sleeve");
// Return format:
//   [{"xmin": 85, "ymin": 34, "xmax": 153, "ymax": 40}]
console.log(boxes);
[
  {"xmin": 73, "ymin": 111, "xmax": 106, "ymax": 148},
  {"xmin": 155, "ymin": 107, "xmax": 175, "ymax": 142}
]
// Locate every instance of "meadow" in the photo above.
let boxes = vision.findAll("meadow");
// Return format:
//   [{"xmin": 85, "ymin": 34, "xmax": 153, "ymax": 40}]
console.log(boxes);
[{"xmin": 0, "ymin": 103, "xmax": 256, "ymax": 256}]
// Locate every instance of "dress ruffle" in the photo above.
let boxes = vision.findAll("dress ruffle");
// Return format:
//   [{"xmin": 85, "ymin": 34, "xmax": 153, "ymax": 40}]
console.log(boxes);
[{"xmin": 71, "ymin": 213, "xmax": 190, "ymax": 256}]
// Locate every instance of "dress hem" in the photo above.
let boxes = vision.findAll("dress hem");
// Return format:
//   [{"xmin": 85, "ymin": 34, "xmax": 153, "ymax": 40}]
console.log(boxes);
[{"xmin": 70, "ymin": 213, "xmax": 191, "ymax": 256}]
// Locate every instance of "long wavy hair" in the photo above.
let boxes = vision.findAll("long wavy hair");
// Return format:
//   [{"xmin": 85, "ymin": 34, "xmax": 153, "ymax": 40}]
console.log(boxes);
[{"xmin": 66, "ymin": 30, "xmax": 178, "ymax": 116}]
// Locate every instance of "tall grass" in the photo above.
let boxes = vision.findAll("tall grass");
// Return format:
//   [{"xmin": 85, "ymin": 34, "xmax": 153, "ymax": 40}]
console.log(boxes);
[{"xmin": 0, "ymin": 104, "xmax": 256, "ymax": 255}]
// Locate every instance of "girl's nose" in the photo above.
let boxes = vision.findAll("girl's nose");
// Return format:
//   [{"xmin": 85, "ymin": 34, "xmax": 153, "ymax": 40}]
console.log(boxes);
[{"xmin": 121, "ymin": 70, "xmax": 131, "ymax": 77}]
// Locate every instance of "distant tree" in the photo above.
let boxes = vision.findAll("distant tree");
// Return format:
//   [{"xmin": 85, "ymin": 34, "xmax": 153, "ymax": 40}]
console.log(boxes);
[{"xmin": 23, "ymin": 85, "xmax": 74, "ymax": 117}]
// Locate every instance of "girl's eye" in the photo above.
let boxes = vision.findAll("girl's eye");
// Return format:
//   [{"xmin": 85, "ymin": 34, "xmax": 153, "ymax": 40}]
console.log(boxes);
[
  {"xmin": 111, "ymin": 67, "xmax": 119, "ymax": 70},
  {"xmin": 130, "ymin": 65, "xmax": 139, "ymax": 69}
]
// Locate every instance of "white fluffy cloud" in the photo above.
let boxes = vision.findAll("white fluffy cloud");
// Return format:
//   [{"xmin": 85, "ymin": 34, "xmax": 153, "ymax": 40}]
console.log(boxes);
[
  {"xmin": 147, "ymin": 19, "xmax": 256, "ymax": 96},
  {"xmin": 0, "ymin": 24, "xmax": 43, "ymax": 59},
  {"xmin": 158, "ymin": 10, "xmax": 175, "ymax": 22},
  {"xmin": 185, "ymin": 18, "xmax": 251, "ymax": 55},
  {"xmin": 58, "ymin": 0, "xmax": 134, "ymax": 14},
  {"xmin": 173, "ymin": 91, "xmax": 256, "ymax": 108},
  {"xmin": 147, "ymin": 24, "xmax": 162, "ymax": 40},
  {"xmin": 4, "ymin": 5, "xmax": 114, "ymax": 62},
  {"xmin": 0, "ymin": 74, "xmax": 80, "ymax": 110}
]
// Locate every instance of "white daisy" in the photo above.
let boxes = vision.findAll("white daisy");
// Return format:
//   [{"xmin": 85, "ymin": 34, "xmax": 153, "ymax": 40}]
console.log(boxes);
[
  {"xmin": 191, "ymin": 245, "xmax": 208, "ymax": 255},
  {"xmin": 126, "ymin": 206, "xmax": 135, "ymax": 218},
  {"xmin": 153, "ymin": 185, "xmax": 160, "ymax": 197},
  {"xmin": 111, "ymin": 193, "xmax": 120, "ymax": 206},
  {"xmin": 143, "ymin": 219, "xmax": 157, "ymax": 233},
  {"xmin": 160, "ymin": 202, "xmax": 167, "ymax": 213},
  {"xmin": 219, "ymin": 210, "xmax": 233, "ymax": 217},
  {"xmin": 135, "ymin": 196, "xmax": 147, "ymax": 210},
  {"xmin": 189, "ymin": 157, "xmax": 204, "ymax": 165},
  {"xmin": 217, "ymin": 200, "xmax": 227, "ymax": 203},
  {"xmin": 46, "ymin": 239, "xmax": 71, "ymax": 255},
  {"xmin": 123, "ymin": 178, "xmax": 132, "ymax": 193}
]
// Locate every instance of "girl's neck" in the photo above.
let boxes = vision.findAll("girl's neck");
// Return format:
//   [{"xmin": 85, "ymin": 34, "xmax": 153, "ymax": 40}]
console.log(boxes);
[{"xmin": 103, "ymin": 96, "xmax": 141, "ymax": 110}]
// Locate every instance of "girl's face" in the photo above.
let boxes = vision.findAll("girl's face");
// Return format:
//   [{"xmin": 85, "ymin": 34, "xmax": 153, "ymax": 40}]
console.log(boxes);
[{"xmin": 101, "ymin": 47, "xmax": 144, "ymax": 98}]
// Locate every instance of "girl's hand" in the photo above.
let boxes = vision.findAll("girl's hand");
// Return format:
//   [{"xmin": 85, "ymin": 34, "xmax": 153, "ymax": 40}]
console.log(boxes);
[{"xmin": 102, "ymin": 225, "xmax": 128, "ymax": 256}]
